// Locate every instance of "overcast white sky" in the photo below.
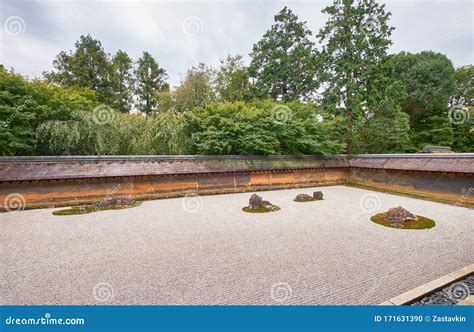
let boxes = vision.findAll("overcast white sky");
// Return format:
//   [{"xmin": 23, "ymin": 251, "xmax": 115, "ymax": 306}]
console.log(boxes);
[{"xmin": 0, "ymin": 0, "xmax": 472, "ymax": 87}]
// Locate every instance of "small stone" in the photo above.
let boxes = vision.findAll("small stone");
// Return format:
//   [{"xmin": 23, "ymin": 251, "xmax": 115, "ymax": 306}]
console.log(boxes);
[
  {"xmin": 294, "ymin": 194, "xmax": 313, "ymax": 202},
  {"xmin": 262, "ymin": 200, "xmax": 280, "ymax": 211},
  {"xmin": 384, "ymin": 206, "xmax": 418, "ymax": 222},
  {"xmin": 249, "ymin": 194, "xmax": 263, "ymax": 209},
  {"xmin": 79, "ymin": 205, "xmax": 86, "ymax": 213},
  {"xmin": 313, "ymin": 191, "xmax": 323, "ymax": 200}
]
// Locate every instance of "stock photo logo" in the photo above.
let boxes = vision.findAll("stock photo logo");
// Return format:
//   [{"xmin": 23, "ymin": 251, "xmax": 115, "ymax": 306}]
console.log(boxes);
[
  {"xmin": 182, "ymin": 16, "xmax": 203, "ymax": 36},
  {"xmin": 446, "ymin": 281, "xmax": 470, "ymax": 303},
  {"xmin": 92, "ymin": 282, "xmax": 115, "ymax": 302},
  {"xmin": 359, "ymin": 193, "xmax": 381, "ymax": 214},
  {"xmin": 92, "ymin": 104, "xmax": 116, "ymax": 125},
  {"xmin": 3, "ymin": 16, "xmax": 26, "ymax": 36},
  {"xmin": 182, "ymin": 193, "xmax": 204, "ymax": 213},
  {"xmin": 3, "ymin": 193, "xmax": 26, "ymax": 212},
  {"xmin": 448, "ymin": 105, "xmax": 471, "ymax": 125},
  {"xmin": 270, "ymin": 282, "xmax": 292, "ymax": 303},
  {"xmin": 271, "ymin": 105, "xmax": 293, "ymax": 125}
]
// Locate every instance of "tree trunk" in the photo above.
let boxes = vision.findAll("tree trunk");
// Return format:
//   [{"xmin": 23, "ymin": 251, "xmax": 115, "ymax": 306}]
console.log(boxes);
[
  {"xmin": 346, "ymin": 97, "xmax": 353, "ymax": 154},
  {"xmin": 344, "ymin": 0, "xmax": 353, "ymax": 155}
]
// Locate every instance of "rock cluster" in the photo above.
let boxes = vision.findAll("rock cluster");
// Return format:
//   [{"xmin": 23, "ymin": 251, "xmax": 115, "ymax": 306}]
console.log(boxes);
[
  {"xmin": 384, "ymin": 206, "xmax": 418, "ymax": 223},
  {"xmin": 247, "ymin": 194, "xmax": 280, "ymax": 211},
  {"xmin": 94, "ymin": 197, "xmax": 136, "ymax": 209},
  {"xmin": 294, "ymin": 191, "xmax": 323, "ymax": 202}
]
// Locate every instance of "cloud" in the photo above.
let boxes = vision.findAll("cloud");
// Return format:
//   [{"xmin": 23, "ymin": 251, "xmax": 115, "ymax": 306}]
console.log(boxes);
[{"xmin": 1, "ymin": 0, "xmax": 472, "ymax": 86}]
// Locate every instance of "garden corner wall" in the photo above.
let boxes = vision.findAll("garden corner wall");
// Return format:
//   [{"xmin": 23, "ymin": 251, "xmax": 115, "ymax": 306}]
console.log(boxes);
[{"xmin": 0, "ymin": 154, "xmax": 473, "ymax": 211}]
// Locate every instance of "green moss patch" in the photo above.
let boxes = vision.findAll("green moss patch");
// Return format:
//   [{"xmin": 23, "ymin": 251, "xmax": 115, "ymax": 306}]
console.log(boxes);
[
  {"xmin": 242, "ymin": 205, "xmax": 280, "ymax": 213},
  {"xmin": 371, "ymin": 212, "xmax": 435, "ymax": 230},
  {"xmin": 53, "ymin": 202, "xmax": 141, "ymax": 216}
]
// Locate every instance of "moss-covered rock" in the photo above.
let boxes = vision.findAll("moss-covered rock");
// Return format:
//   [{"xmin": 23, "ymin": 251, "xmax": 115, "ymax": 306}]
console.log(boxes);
[
  {"xmin": 53, "ymin": 199, "xmax": 140, "ymax": 216},
  {"xmin": 243, "ymin": 194, "xmax": 280, "ymax": 213},
  {"xmin": 371, "ymin": 212, "xmax": 435, "ymax": 230}
]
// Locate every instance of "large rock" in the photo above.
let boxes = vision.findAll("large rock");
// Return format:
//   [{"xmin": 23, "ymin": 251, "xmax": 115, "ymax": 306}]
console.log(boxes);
[
  {"xmin": 248, "ymin": 194, "xmax": 263, "ymax": 209},
  {"xmin": 294, "ymin": 193, "xmax": 313, "ymax": 202},
  {"xmin": 384, "ymin": 206, "xmax": 418, "ymax": 222},
  {"xmin": 313, "ymin": 191, "xmax": 323, "ymax": 200}
]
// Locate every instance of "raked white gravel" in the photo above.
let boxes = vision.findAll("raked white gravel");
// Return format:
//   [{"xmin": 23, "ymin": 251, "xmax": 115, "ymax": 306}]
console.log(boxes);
[{"xmin": 1, "ymin": 185, "xmax": 472, "ymax": 305}]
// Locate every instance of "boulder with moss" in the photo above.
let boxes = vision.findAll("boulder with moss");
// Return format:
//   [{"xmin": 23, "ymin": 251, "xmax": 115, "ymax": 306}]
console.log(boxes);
[{"xmin": 244, "ymin": 194, "xmax": 280, "ymax": 213}]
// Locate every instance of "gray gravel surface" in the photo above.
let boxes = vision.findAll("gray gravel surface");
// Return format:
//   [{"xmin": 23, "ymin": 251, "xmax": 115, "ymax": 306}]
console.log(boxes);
[{"xmin": 1, "ymin": 185, "xmax": 472, "ymax": 305}]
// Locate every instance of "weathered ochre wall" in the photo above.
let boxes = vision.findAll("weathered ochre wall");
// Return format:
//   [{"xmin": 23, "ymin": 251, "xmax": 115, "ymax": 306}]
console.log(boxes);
[
  {"xmin": 0, "ymin": 169, "xmax": 347, "ymax": 210},
  {"xmin": 1, "ymin": 154, "xmax": 473, "ymax": 211},
  {"xmin": 347, "ymin": 168, "xmax": 474, "ymax": 207}
]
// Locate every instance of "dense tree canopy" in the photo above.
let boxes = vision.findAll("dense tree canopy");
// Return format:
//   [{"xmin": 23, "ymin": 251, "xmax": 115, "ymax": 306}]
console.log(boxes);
[
  {"xmin": 391, "ymin": 51, "xmax": 456, "ymax": 149},
  {"xmin": 1, "ymin": 66, "xmax": 97, "ymax": 156},
  {"xmin": 44, "ymin": 35, "xmax": 112, "ymax": 103},
  {"xmin": 173, "ymin": 63, "xmax": 215, "ymax": 113},
  {"xmin": 1, "ymin": 2, "xmax": 472, "ymax": 156},
  {"xmin": 188, "ymin": 101, "xmax": 343, "ymax": 155},
  {"xmin": 215, "ymin": 55, "xmax": 250, "ymax": 102}
]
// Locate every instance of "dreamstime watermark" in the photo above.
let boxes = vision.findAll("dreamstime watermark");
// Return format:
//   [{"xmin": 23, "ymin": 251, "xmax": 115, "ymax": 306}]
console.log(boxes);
[
  {"xmin": 5, "ymin": 313, "xmax": 85, "ymax": 326},
  {"xmin": 95, "ymin": 184, "xmax": 122, "ymax": 209},
  {"xmin": 448, "ymin": 105, "xmax": 470, "ymax": 125},
  {"xmin": 92, "ymin": 104, "xmax": 115, "ymax": 125},
  {"xmin": 182, "ymin": 16, "xmax": 203, "ymax": 36},
  {"xmin": 3, "ymin": 16, "xmax": 26, "ymax": 36},
  {"xmin": 1, "ymin": 112, "xmax": 18, "ymax": 129},
  {"xmin": 92, "ymin": 282, "xmax": 114, "ymax": 302},
  {"xmin": 271, "ymin": 105, "xmax": 293, "ymax": 124},
  {"xmin": 3, "ymin": 193, "xmax": 26, "ymax": 212},
  {"xmin": 270, "ymin": 282, "xmax": 292, "ymax": 303},
  {"xmin": 182, "ymin": 193, "xmax": 204, "ymax": 213},
  {"xmin": 455, "ymin": 187, "xmax": 473, "ymax": 207},
  {"xmin": 359, "ymin": 193, "xmax": 381, "ymax": 214}
]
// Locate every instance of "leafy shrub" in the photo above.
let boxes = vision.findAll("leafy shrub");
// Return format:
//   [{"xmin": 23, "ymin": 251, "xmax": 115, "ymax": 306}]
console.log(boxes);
[
  {"xmin": 188, "ymin": 100, "xmax": 344, "ymax": 155},
  {"xmin": 37, "ymin": 111, "xmax": 191, "ymax": 155}
]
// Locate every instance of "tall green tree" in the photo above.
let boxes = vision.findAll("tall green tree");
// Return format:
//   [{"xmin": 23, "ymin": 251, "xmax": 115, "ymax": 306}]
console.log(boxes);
[
  {"xmin": 173, "ymin": 63, "xmax": 215, "ymax": 113},
  {"xmin": 391, "ymin": 51, "xmax": 456, "ymax": 149},
  {"xmin": 248, "ymin": 7, "xmax": 320, "ymax": 101},
  {"xmin": 450, "ymin": 65, "xmax": 473, "ymax": 107},
  {"xmin": 353, "ymin": 105, "xmax": 411, "ymax": 153},
  {"xmin": 134, "ymin": 51, "xmax": 168, "ymax": 115},
  {"xmin": 110, "ymin": 50, "xmax": 134, "ymax": 113},
  {"xmin": 215, "ymin": 55, "xmax": 250, "ymax": 102},
  {"xmin": 44, "ymin": 35, "xmax": 112, "ymax": 103},
  {"xmin": 450, "ymin": 65, "xmax": 473, "ymax": 152},
  {"xmin": 318, "ymin": 0, "xmax": 396, "ymax": 153}
]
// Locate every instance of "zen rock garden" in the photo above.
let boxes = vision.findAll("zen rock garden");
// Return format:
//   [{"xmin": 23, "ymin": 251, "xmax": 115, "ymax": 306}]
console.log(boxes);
[
  {"xmin": 242, "ymin": 193, "xmax": 436, "ymax": 230},
  {"xmin": 52, "ymin": 191, "xmax": 437, "ymax": 232}
]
